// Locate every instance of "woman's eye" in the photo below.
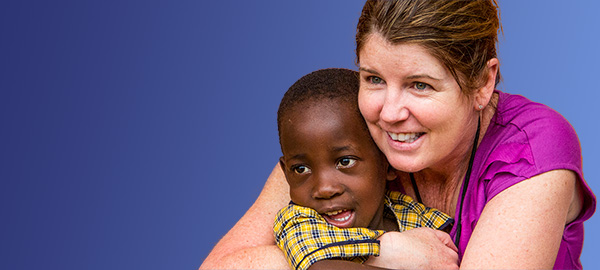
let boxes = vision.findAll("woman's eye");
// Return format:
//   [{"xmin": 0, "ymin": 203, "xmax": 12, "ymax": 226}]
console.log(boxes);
[
  {"xmin": 415, "ymin": 82, "xmax": 429, "ymax": 90},
  {"xmin": 336, "ymin": 158, "xmax": 357, "ymax": 169},
  {"xmin": 292, "ymin": 165, "xmax": 311, "ymax": 175},
  {"xmin": 368, "ymin": 76, "xmax": 384, "ymax": 84}
]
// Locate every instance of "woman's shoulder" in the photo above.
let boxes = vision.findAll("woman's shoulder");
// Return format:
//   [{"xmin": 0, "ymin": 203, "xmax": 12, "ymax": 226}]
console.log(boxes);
[
  {"xmin": 476, "ymin": 91, "xmax": 583, "ymax": 197},
  {"xmin": 476, "ymin": 91, "xmax": 595, "ymax": 226},
  {"xmin": 494, "ymin": 91, "xmax": 576, "ymax": 135},
  {"xmin": 491, "ymin": 91, "xmax": 580, "ymax": 161}
]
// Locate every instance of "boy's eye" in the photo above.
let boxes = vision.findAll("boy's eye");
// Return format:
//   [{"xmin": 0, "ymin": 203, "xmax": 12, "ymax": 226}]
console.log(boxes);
[
  {"xmin": 292, "ymin": 165, "xmax": 311, "ymax": 175},
  {"xmin": 336, "ymin": 157, "xmax": 357, "ymax": 169}
]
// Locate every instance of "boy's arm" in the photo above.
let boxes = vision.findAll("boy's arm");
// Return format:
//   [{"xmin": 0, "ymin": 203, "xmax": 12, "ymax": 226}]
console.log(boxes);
[
  {"xmin": 275, "ymin": 204, "xmax": 386, "ymax": 270},
  {"xmin": 310, "ymin": 229, "xmax": 459, "ymax": 270},
  {"xmin": 277, "ymin": 192, "xmax": 459, "ymax": 270}
]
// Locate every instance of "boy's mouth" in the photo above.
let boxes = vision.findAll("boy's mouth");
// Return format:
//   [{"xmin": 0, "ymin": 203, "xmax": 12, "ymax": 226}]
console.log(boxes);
[{"xmin": 322, "ymin": 209, "xmax": 354, "ymax": 228}]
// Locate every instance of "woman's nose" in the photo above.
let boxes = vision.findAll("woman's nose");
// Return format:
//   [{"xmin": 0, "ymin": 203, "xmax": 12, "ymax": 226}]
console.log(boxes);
[
  {"xmin": 379, "ymin": 88, "xmax": 410, "ymax": 123},
  {"xmin": 312, "ymin": 173, "xmax": 344, "ymax": 200}
]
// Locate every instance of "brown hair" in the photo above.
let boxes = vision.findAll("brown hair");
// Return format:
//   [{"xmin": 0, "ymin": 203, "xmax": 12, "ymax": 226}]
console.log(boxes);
[{"xmin": 356, "ymin": 0, "xmax": 501, "ymax": 94}]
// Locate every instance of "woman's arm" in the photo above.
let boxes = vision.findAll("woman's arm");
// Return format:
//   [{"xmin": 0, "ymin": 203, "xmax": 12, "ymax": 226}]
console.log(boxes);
[
  {"xmin": 364, "ymin": 229, "xmax": 459, "ymax": 269},
  {"xmin": 200, "ymin": 163, "xmax": 461, "ymax": 269},
  {"xmin": 310, "ymin": 229, "xmax": 458, "ymax": 270},
  {"xmin": 200, "ymin": 163, "xmax": 291, "ymax": 269},
  {"xmin": 460, "ymin": 169, "xmax": 582, "ymax": 269}
]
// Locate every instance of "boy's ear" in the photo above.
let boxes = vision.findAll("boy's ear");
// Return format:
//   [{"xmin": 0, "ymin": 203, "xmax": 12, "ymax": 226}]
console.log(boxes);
[{"xmin": 278, "ymin": 156, "xmax": 288, "ymax": 178}]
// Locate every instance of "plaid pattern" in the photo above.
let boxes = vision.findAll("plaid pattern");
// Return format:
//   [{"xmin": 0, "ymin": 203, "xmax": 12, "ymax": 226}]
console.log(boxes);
[
  {"xmin": 383, "ymin": 190, "xmax": 453, "ymax": 231},
  {"xmin": 273, "ymin": 190, "xmax": 453, "ymax": 270}
]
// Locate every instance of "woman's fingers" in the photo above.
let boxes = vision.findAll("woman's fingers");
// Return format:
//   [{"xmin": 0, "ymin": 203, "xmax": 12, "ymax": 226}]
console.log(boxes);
[
  {"xmin": 366, "ymin": 229, "xmax": 459, "ymax": 269},
  {"xmin": 433, "ymin": 229, "xmax": 458, "ymax": 252}
]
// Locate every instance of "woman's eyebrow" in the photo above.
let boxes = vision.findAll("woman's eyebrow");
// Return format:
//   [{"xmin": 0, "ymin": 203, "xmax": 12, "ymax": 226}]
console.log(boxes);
[
  {"xmin": 359, "ymin": 68, "xmax": 441, "ymax": 82},
  {"xmin": 358, "ymin": 67, "xmax": 380, "ymax": 75},
  {"xmin": 406, "ymin": 74, "xmax": 442, "ymax": 81}
]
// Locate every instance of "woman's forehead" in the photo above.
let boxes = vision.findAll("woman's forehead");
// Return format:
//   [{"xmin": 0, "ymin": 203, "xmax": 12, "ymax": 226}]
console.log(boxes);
[{"xmin": 359, "ymin": 34, "xmax": 451, "ymax": 80}]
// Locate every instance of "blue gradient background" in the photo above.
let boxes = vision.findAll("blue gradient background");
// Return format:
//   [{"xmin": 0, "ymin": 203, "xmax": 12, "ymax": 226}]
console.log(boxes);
[{"xmin": 1, "ymin": 1, "xmax": 598, "ymax": 269}]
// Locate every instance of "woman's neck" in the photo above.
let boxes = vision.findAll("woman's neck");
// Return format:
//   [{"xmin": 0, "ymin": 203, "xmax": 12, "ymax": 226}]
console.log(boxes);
[
  {"xmin": 398, "ymin": 92, "xmax": 499, "ymax": 215},
  {"xmin": 414, "ymin": 164, "xmax": 469, "ymax": 216}
]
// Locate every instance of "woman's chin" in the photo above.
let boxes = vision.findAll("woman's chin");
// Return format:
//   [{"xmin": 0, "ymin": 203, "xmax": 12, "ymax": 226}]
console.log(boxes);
[{"xmin": 388, "ymin": 157, "xmax": 425, "ymax": 173}]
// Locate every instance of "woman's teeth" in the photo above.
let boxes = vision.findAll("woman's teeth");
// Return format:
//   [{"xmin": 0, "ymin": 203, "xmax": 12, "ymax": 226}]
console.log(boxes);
[{"xmin": 389, "ymin": 132, "xmax": 422, "ymax": 143}]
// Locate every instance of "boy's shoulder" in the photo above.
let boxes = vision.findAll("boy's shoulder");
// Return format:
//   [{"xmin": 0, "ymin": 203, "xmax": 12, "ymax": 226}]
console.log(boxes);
[
  {"xmin": 274, "ymin": 203, "xmax": 321, "ymax": 227},
  {"xmin": 385, "ymin": 190, "xmax": 415, "ymax": 204},
  {"xmin": 384, "ymin": 190, "xmax": 454, "ymax": 231}
]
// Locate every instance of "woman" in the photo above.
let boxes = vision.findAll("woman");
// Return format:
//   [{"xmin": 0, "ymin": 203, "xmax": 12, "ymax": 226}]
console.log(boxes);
[{"xmin": 201, "ymin": 1, "xmax": 596, "ymax": 269}]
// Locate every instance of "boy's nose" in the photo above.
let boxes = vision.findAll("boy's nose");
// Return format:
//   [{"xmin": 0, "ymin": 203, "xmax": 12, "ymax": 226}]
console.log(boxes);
[{"xmin": 312, "ymin": 174, "xmax": 344, "ymax": 200}]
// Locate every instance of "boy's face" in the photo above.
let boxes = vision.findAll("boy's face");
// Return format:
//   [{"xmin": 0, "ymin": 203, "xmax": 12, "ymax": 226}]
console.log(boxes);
[{"xmin": 279, "ymin": 100, "xmax": 392, "ymax": 230}]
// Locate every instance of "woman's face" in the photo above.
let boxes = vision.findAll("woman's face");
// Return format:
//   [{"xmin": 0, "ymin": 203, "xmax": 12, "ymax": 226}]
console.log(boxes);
[{"xmin": 357, "ymin": 33, "xmax": 478, "ymax": 174}]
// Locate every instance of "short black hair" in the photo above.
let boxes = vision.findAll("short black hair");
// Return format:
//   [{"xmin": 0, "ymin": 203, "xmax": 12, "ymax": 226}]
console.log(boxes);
[{"xmin": 277, "ymin": 68, "xmax": 363, "ymax": 146}]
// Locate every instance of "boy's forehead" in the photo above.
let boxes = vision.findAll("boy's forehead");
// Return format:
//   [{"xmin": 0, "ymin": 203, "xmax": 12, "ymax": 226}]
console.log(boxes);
[
  {"xmin": 284, "ymin": 98, "xmax": 358, "ymax": 126},
  {"xmin": 280, "ymin": 99, "xmax": 372, "ymax": 145},
  {"xmin": 298, "ymin": 97, "xmax": 351, "ymax": 110}
]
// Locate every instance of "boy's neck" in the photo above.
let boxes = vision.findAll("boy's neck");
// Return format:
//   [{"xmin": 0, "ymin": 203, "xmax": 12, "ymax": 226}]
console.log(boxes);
[{"xmin": 382, "ymin": 215, "xmax": 399, "ymax": 231}]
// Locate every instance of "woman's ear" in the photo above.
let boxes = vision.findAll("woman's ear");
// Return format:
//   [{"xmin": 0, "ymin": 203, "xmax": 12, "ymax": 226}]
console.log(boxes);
[{"xmin": 475, "ymin": 58, "xmax": 499, "ymax": 110}]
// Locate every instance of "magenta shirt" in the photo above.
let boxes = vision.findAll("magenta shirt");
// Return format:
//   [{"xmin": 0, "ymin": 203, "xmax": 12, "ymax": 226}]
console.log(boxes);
[{"xmin": 392, "ymin": 90, "xmax": 596, "ymax": 269}]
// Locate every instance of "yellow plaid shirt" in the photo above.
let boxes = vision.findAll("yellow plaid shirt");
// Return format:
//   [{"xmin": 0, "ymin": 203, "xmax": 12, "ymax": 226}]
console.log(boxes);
[{"xmin": 273, "ymin": 190, "xmax": 453, "ymax": 270}]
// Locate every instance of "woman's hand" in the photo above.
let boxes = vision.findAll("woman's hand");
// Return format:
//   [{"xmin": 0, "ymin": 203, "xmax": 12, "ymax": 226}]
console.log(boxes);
[{"xmin": 364, "ymin": 228, "xmax": 459, "ymax": 270}]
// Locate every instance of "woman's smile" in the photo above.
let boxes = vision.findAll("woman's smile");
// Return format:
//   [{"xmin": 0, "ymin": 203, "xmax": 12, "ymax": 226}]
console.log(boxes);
[
  {"xmin": 387, "ymin": 132, "xmax": 425, "ymax": 144},
  {"xmin": 387, "ymin": 132, "xmax": 424, "ymax": 143},
  {"xmin": 385, "ymin": 130, "xmax": 426, "ymax": 152}
]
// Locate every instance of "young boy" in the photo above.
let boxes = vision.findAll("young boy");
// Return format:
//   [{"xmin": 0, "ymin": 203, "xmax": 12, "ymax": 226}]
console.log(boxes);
[{"xmin": 274, "ymin": 68, "xmax": 453, "ymax": 270}]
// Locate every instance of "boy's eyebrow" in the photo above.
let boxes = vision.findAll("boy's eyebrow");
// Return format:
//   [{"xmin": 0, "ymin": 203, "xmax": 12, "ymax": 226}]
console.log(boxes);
[
  {"xmin": 331, "ymin": 145, "xmax": 353, "ymax": 152},
  {"xmin": 288, "ymin": 146, "xmax": 355, "ymax": 160},
  {"xmin": 289, "ymin": 153, "xmax": 306, "ymax": 160}
]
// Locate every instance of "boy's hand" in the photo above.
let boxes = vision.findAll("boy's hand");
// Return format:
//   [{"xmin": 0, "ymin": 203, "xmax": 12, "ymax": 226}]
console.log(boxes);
[{"xmin": 364, "ymin": 228, "xmax": 459, "ymax": 269}]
